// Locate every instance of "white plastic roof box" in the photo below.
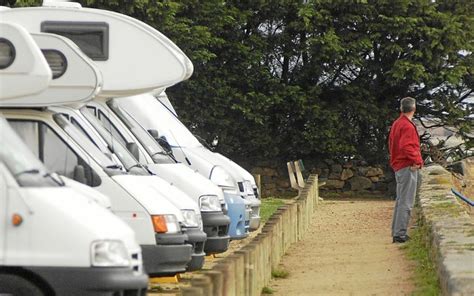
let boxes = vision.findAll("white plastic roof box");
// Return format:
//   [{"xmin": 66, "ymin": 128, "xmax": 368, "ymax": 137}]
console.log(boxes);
[
  {"xmin": 0, "ymin": 22, "xmax": 51, "ymax": 100},
  {"xmin": 0, "ymin": 32, "xmax": 102, "ymax": 107},
  {"xmin": 0, "ymin": 5, "xmax": 190, "ymax": 97}
]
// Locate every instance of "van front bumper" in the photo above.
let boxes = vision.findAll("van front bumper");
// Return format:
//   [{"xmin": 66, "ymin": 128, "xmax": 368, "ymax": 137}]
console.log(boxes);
[
  {"xmin": 246, "ymin": 195, "xmax": 262, "ymax": 231},
  {"xmin": 249, "ymin": 205, "xmax": 261, "ymax": 230},
  {"xmin": 249, "ymin": 215, "xmax": 261, "ymax": 230},
  {"xmin": 224, "ymin": 192, "xmax": 249, "ymax": 240},
  {"xmin": 202, "ymin": 211, "xmax": 231, "ymax": 254},
  {"xmin": 182, "ymin": 227, "xmax": 207, "ymax": 271},
  {"xmin": 142, "ymin": 232, "xmax": 193, "ymax": 276},
  {"xmin": 26, "ymin": 266, "xmax": 148, "ymax": 296}
]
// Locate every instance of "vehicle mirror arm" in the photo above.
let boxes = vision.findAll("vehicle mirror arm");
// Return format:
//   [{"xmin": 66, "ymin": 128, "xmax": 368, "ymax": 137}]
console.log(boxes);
[{"xmin": 44, "ymin": 172, "xmax": 65, "ymax": 186}]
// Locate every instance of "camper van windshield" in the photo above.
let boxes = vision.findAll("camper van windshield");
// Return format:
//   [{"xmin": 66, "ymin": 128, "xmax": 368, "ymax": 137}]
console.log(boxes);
[
  {"xmin": 79, "ymin": 108, "xmax": 145, "ymax": 171},
  {"xmin": 53, "ymin": 114, "xmax": 117, "ymax": 169},
  {"xmin": 118, "ymin": 95, "xmax": 202, "ymax": 148},
  {"xmin": 107, "ymin": 99, "xmax": 175, "ymax": 164},
  {"xmin": 0, "ymin": 118, "xmax": 60, "ymax": 187}
]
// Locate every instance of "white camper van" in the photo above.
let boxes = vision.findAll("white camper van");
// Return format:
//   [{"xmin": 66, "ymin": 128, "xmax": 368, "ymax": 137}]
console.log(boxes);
[
  {"xmin": 103, "ymin": 95, "xmax": 251, "ymax": 239},
  {"xmin": 53, "ymin": 104, "xmax": 232, "ymax": 254},
  {"xmin": 118, "ymin": 92, "xmax": 262, "ymax": 230},
  {"xmin": 0, "ymin": 6, "xmax": 206, "ymax": 274},
  {"xmin": 0, "ymin": 21, "xmax": 148, "ymax": 296}
]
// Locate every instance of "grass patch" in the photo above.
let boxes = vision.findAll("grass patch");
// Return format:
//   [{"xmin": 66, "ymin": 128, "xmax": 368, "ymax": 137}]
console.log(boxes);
[
  {"xmin": 431, "ymin": 202, "xmax": 463, "ymax": 217},
  {"xmin": 148, "ymin": 285, "xmax": 165, "ymax": 292},
  {"xmin": 261, "ymin": 197, "xmax": 286, "ymax": 223},
  {"xmin": 320, "ymin": 191, "xmax": 342, "ymax": 199},
  {"xmin": 271, "ymin": 268, "xmax": 289, "ymax": 279},
  {"xmin": 400, "ymin": 224, "xmax": 440, "ymax": 296},
  {"xmin": 261, "ymin": 286, "xmax": 274, "ymax": 294}
]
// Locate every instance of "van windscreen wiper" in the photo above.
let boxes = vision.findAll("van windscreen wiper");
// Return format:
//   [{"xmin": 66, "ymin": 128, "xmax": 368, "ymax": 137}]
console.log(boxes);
[
  {"xmin": 150, "ymin": 150, "xmax": 178, "ymax": 163},
  {"xmin": 15, "ymin": 169, "xmax": 65, "ymax": 186},
  {"xmin": 106, "ymin": 164, "xmax": 123, "ymax": 170},
  {"xmin": 14, "ymin": 169, "xmax": 41, "ymax": 176},
  {"xmin": 126, "ymin": 163, "xmax": 148, "ymax": 171}
]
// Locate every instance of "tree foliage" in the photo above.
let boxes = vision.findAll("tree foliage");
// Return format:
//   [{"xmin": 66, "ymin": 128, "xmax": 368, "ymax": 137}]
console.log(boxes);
[{"xmin": 8, "ymin": 0, "xmax": 473, "ymax": 164}]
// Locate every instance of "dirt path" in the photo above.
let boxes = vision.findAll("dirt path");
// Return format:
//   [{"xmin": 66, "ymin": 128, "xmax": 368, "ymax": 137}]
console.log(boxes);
[{"xmin": 268, "ymin": 199, "xmax": 415, "ymax": 296}]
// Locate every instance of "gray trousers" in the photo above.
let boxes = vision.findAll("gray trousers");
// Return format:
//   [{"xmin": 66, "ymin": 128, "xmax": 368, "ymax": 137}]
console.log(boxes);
[{"xmin": 391, "ymin": 167, "xmax": 421, "ymax": 237}]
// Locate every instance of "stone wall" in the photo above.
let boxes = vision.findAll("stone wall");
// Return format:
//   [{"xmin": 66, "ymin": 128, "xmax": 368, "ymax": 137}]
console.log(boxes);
[
  {"xmin": 251, "ymin": 166, "xmax": 293, "ymax": 197},
  {"xmin": 313, "ymin": 162, "xmax": 393, "ymax": 194},
  {"xmin": 418, "ymin": 165, "xmax": 474, "ymax": 295},
  {"xmin": 251, "ymin": 161, "xmax": 395, "ymax": 197}
]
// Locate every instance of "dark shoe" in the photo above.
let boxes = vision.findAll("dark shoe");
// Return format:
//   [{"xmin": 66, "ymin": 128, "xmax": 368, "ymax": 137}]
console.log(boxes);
[{"xmin": 392, "ymin": 235, "xmax": 410, "ymax": 243}]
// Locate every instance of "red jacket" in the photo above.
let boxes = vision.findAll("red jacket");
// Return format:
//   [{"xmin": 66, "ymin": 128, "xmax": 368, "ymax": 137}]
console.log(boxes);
[{"xmin": 388, "ymin": 114, "xmax": 423, "ymax": 172}]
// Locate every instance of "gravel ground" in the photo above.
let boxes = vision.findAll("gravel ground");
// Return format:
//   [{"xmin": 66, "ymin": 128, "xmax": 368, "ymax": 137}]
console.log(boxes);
[{"xmin": 268, "ymin": 198, "xmax": 415, "ymax": 296}]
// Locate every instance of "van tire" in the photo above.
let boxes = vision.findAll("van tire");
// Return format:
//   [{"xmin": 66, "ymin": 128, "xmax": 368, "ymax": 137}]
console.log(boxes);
[{"xmin": 0, "ymin": 273, "xmax": 44, "ymax": 296}]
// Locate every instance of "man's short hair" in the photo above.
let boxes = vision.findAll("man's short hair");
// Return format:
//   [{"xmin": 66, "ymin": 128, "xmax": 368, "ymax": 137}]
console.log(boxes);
[{"xmin": 400, "ymin": 97, "xmax": 416, "ymax": 113}]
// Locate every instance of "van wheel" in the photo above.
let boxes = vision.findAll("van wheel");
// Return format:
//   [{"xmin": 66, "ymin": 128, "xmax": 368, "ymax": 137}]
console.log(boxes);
[{"xmin": 0, "ymin": 274, "xmax": 44, "ymax": 296}]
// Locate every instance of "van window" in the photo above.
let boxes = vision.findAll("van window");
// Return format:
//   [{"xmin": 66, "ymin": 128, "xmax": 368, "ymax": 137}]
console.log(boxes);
[
  {"xmin": 97, "ymin": 109, "xmax": 128, "ymax": 147},
  {"xmin": 117, "ymin": 95, "xmax": 202, "ymax": 148},
  {"xmin": 41, "ymin": 21, "xmax": 109, "ymax": 61},
  {"xmin": 108, "ymin": 100, "xmax": 175, "ymax": 164},
  {"xmin": 84, "ymin": 107, "xmax": 149, "ymax": 163},
  {"xmin": 70, "ymin": 117, "xmax": 96, "ymax": 146},
  {"xmin": 8, "ymin": 120, "xmax": 100, "ymax": 187},
  {"xmin": 0, "ymin": 119, "xmax": 61, "ymax": 187}
]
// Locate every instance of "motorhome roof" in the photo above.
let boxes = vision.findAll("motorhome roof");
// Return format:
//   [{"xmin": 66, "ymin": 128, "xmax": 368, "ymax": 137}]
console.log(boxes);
[
  {"xmin": 1, "ymin": 32, "xmax": 102, "ymax": 107},
  {"xmin": 0, "ymin": 6, "xmax": 191, "ymax": 98},
  {"xmin": 42, "ymin": 0, "xmax": 82, "ymax": 9},
  {"xmin": 0, "ymin": 22, "xmax": 51, "ymax": 100},
  {"xmin": 105, "ymin": 10, "xmax": 194, "ymax": 81}
]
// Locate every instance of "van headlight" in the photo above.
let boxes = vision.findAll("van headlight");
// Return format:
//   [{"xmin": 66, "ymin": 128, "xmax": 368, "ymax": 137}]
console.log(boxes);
[
  {"xmin": 91, "ymin": 240, "xmax": 130, "ymax": 267},
  {"xmin": 181, "ymin": 209, "xmax": 200, "ymax": 227},
  {"xmin": 151, "ymin": 214, "xmax": 181, "ymax": 234},
  {"xmin": 253, "ymin": 185, "xmax": 259, "ymax": 198},
  {"xmin": 239, "ymin": 180, "xmax": 253, "ymax": 195},
  {"xmin": 210, "ymin": 166, "xmax": 236, "ymax": 189},
  {"xmin": 199, "ymin": 195, "xmax": 222, "ymax": 212}
]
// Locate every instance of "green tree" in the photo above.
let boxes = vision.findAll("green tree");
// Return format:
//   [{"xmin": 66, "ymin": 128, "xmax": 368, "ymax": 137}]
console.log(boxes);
[{"xmin": 7, "ymin": 0, "xmax": 473, "ymax": 165}]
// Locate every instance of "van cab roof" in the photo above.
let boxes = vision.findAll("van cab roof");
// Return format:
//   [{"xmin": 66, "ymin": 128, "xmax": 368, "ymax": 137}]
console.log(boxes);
[
  {"xmin": 0, "ymin": 6, "xmax": 192, "ymax": 98},
  {"xmin": 0, "ymin": 22, "xmax": 51, "ymax": 101}
]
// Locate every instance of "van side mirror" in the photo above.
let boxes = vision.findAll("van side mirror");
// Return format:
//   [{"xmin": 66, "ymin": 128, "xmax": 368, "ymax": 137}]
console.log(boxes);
[
  {"xmin": 158, "ymin": 136, "xmax": 172, "ymax": 153},
  {"xmin": 86, "ymin": 166, "xmax": 102, "ymax": 187},
  {"xmin": 147, "ymin": 129, "xmax": 172, "ymax": 154},
  {"xmin": 148, "ymin": 129, "xmax": 160, "ymax": 141},
  {"xmin": 74, "ymin": 164, "xmax": 101, "ymax": 187},
  {"xmin": 73, "ymin": 165, "xmax": 87, "ymax": 184},
  {"xmin": 126, "ymin": 142, "xmax": 140, "ymax": 160}
]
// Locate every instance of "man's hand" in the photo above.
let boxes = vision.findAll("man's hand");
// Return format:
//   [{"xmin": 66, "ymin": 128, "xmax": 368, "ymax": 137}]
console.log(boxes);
[{"xmin": 410, "ymin": 164, "xmax": 421, "ymax": 171}]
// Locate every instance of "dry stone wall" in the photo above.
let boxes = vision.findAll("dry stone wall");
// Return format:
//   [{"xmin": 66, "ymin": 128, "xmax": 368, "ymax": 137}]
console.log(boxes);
[
  {"xmin": 251, "ymin": 161, "xmax": 395, "ymax": 197},
  {"xmin": 418, "ymin": 165, "xmax": 474, "ymax": 296}
]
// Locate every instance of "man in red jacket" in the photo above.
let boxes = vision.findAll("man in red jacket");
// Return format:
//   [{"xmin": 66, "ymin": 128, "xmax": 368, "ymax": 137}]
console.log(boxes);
[{"xmin": 389, "ymin": 97, "xmax": 423, "ymax": 243}]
